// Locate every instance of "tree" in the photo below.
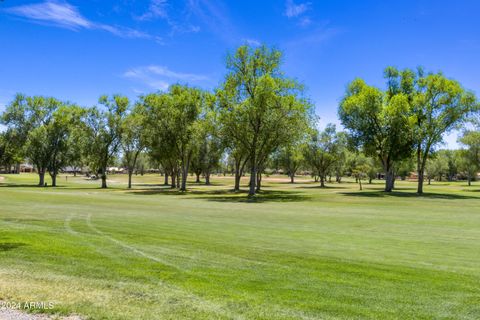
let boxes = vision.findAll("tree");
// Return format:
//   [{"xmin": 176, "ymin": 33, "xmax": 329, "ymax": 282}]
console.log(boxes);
[
  {"xmin": 339, "ymin": 78, "xmax": 414, "ymax": 192},
  {"xmin": 84, "ymin": 95, "xmax": 128, "ymax": 189},
  {"xmin": 277, "ymin": 143, "xmax": 304, "ymax": 183},
  {"xmin": 141, "ymin": 85, "xmax": 203, "ymax": 191},
  {"xmin": 331, "ymin": 132, "xmax": 348, "ymax": 183},
  {"xmin": 217, "ymin": 45, "xmax": 312, "ymax": 196},
  {"xmin": 413, "ymin": 72, "xmax": 476, "ymax": 193},
  {"xmin": 0, "ymin": 130, "xmax": 23, "ymax": 173},
  {"xmin": 121, "ymin": 106, "xmax": 146, "ymax": 189},
  {"xmin": 45, "ymin": 105, "xmax": 85, "ymax": 186},
  {"xmin": 425, "ymin": 153, "xmax": 448, "ymax": 184},
  {"xmin": 303, "ymin": 124, "xmax": 340, "ymax": 188},
  {"xmin": 459, "ymin": 130, "xmax": 480, "ymax": 186},
  {"xmin": 396, "ymin": 157, "xmax": 415, "ymax": 181},
  {"xmin": 190, "ymin": 95, "xmax": 224, "ymax": 185},
  {"xmin": 351, "ymin": 154, "xmax": 370, "ymax": 190},
  {"xmin": 2, "ymin": 94, "xmax": 64, "ymax": 185}
]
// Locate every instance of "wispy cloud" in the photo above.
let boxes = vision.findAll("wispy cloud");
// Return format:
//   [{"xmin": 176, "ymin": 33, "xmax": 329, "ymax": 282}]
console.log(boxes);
[
  {"xmin": 137, "ymin": 0, "xmax": 169, "ymax": 21},
  {"xmin": 187, "ymin": 0, "xmax": 238, "ymax": 43},
  {"xmin": 285, "ymin": 0, "xmax": 310, "ymax": 18},
  {"xmin": 135, "ymin": 0, "xmax": 200, "ymax": 36},
  {"xmin": 243, "ymin": 38, "xmax": 261, "ymax": 46},
  {"xmin": 285, "ymin": 25, "xmax": 341, "ymax": 48},
  {"xmin": 284, "ymin": 0, "xmax": 313, "ymax": 27},
  {"xmin": 4, "ymin": 1, "xmax": 157, "ymax": 40},
  {"xmin": 123, "ymin": 65, "xmax": 209, "ymax": 91}
]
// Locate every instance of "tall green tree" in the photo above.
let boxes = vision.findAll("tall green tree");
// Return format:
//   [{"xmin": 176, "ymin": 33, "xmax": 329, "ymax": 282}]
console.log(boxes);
[
  {"xmin": 121, "ymin": 105, "xmax": 146, "ymax": 189},
  {"xmin": 141, "ymin": 85, "xmax": 203, "ymax": 191},
  {"xmin": 413, "ymin": 73, "xmax": 476, "ymax": 193},
  {"xmin": 217, "ymin": 45, "xmax": 312, "ymax": 196},
  {"xmin": 191, "ymin": 94, "xmax": 224, "ymax": 185},
  {"xmin": 84, "ymin": 95, "xmax": 128, "ymax": 188},
  {"xmin": 46, "ymin": 105, "xmax": 85, "ymax": 186},
  {"xmin": 339, "ymin": 78, "xmax": 414, "ymax": 192},
  {"xmin": 2, "ymin": 94, "xmax": 63, "ymax": 185},
  {"xmin": 303, "ymin": 124, "xmax": 340, "ymax": 188}
]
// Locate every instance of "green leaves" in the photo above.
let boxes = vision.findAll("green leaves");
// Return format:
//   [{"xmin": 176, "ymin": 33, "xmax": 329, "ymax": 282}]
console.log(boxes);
[{"xmin": 218, "ymin": 44, "xmax": 312, "ymax": 194}]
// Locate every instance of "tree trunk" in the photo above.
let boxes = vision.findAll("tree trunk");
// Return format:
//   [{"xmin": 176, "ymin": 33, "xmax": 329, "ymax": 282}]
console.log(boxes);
[
  {"xmin": 320, "ymin": 175, "xmax": 325, "ymax": 188},
  {"xmin": 256, "ymin": 172, "xmax": 262, "ymax": 192},
  {"xmin": 428, "ymin": 177, "xmax": 431, "ymax": 185},
  {"xmin": 234, "ymin": 158, "xmax": 247, "ymax": 192},
  {"xmin": 101, "ymin": 174, "xmax": 107, "ymax": 189},
  {"xmin": 15, "ymin": 163, "xmax": 20, "ymax": 174},
  {"xmin": 180, "ymin": 161, "xmax": 189, "ymax": 192},
  {"xmin": 359, "ymin": 178, "xmax": 362, "ymax": 190},
  {"xmin": 290, "ymin": 173, "xmax": 294, "ymax": 183},
  {"xmin": 234, "ymin": 172, "xmax": 241, "ymax": 191},
  {"xmin": 417, "ymin": 170, "xmax": 425, "ymax": 194},
  {"xmin": 385, "ymin": 167, "xmax": 394, "ymax": 192},
  {"xmin": 468, "ymin": 175, "xmax": 472, "ymax": 186},
  {"xmin": 99, "ymin": 167, "xmax": 107, "ymax": 188},
  {"xmin": 205, "ymin": 171, "xmax": 211, "ymax": 185},
  {"xmin": 164, "ymin": 173, "xmax": 169, "ymax": 185},
  {"xmin": 38, "ymin": 171, "xmax": 45, "ymax": 186},
  {"xmin": 171, "ymin": 173, "xmax": 176, "ymax": 189},
  {"xmin": 416, "ymin": 144, "xmax": 431, "ymax": 195},
  {"xmin": 249, "ymin": 158, "xmax": 257, "ymax": 196},
  {"xmin": 128, "ymin": 170, "xmax": 133, "ymax": 189},
  {"xmin": 195, "ymin": 172, "xmax": 200, "ymax": 183},
  {"xmin": 50, "ymin": 173, "xmax": 57, "ymax": 187}
]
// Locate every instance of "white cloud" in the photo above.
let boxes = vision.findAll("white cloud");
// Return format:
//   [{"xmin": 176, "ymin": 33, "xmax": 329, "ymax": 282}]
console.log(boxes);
[
  {"xmin": 137, "ymin": 0, "xmax": 169, "ymax": 21},
  {"xmin": 123, "ymin": 65, "xmax": 209, "ymax": 91},
  {"xmin": 243, "ymin": 38, "xmax": 261, "ymax": 46},
  {"xmin": 5, "ymin": 1, "xmax": 156, "ymax": 40},
  {"xmin": 135, "ymin": 0, "xmax": 200, "ymax": 36},
  {"xmin": 285, "ymin": 0, "xmax": 310, "ymax": 18}
]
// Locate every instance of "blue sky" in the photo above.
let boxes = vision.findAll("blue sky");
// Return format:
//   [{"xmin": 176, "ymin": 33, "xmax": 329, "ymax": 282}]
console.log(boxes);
[{"xmin": 1, "ymin": 0, "xmax": 479, "ymax": 147}]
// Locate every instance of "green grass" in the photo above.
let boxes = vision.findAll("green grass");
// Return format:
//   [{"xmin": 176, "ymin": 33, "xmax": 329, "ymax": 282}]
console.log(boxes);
[{"xmin": 0, "ymin": 173, "xmax": 480, "ymax": 319}]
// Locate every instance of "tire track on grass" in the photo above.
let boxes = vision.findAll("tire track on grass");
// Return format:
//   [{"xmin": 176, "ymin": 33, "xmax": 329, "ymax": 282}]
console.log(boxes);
[
  {"xmin": 85, "ymin": 213, "xmax": 245, "ymax": 319},
  {"xmin": 65, "ymin": 214, "xmax": 244, "ymax": 319},
  {"xmin": 85, "ymin": 213, "xmax": 181, "ymax": 270}
]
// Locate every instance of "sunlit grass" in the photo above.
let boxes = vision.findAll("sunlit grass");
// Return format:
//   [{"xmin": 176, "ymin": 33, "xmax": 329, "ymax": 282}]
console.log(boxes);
[{"xmin": 1, "ymin": 173, "xmax": 479, "ymax": 319}]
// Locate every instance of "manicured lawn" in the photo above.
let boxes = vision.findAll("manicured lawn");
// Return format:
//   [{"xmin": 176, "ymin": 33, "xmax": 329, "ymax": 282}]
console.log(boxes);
[{"xmin": 0, "ymin": 173, "xmax": 479, "ymax": 319}]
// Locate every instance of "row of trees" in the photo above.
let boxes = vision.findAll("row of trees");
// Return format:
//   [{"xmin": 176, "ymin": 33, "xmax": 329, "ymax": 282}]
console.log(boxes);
[
  {"xmin": 339, "ymin": 67, "xmax": 478, "ymax": 193},
  {"xmin": 0, "ymin": 46, "xmax": 313, "ymax": 196},
  {"xmin": 1, "ymin": 45, "xmax": 478, "ymax": 195}
]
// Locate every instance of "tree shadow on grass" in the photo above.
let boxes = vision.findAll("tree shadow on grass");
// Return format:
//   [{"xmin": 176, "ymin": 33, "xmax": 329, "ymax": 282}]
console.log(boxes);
[
  {"xmin": 129, "ymin": 187, "xmax": 311, "ymax": 203},
  {"xmin": 0, "ymin": 242, "xmax": 27, "ymax": 252},
  {"xmin": 340, "ymin": 190, "xmax": 479, "ymax": 200},
  {"xmin": 127, "ymin": 187, "xmax": 237, "ymax": 197},
  {"xmin": 297, "ymin": 184, "xmax": 351, "ymax": 190},
  {"xmin": 194, "ymin": 189, "xmax": 311, "ymax": 203},
  {"xmin": 0, "ymin": 183, "xmax": 44, "ymax": 188}
]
